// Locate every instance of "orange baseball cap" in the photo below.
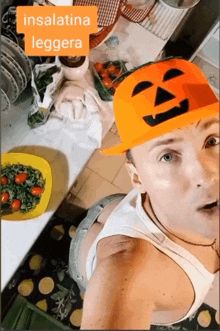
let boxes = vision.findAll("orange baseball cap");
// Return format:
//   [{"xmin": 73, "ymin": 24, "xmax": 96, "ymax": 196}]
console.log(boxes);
[{"xmin": 101, "ymin": 58, "xmax": 219, "ymax": 155}]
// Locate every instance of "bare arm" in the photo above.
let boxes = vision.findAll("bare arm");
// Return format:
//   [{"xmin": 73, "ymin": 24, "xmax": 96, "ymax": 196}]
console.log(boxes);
[{"xmin": 80, "ymin": 251, "xmax": 155, "ymax": 330}]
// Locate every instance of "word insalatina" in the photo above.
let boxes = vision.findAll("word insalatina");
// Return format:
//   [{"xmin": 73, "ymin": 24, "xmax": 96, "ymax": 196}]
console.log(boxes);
[{"xmin": 23, "ymin": 14, "xmax": 91, "ymax": 26}]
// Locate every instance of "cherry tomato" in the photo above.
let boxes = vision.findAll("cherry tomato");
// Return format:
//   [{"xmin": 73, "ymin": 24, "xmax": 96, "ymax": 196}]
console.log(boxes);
[
  {"xmin": 15, "ymin": 173, "xmax": 28, "ymax": 184},
  {"xmin": 107, "ymin": 64, "xmax": 117, "ymax": 73},
  {"xmin": 1, "ymin": 176, "xmax": 8, "ymax": 185},
  {"xmin": 11, "ymin": 199, "xmax": 21, "ymax": 211},
  {"xmin": 1, "ymin": 192, "xmax": 9, "ymax": 203},
  {"xmin": 112, "ymin": 67, "xmax": 122, "ymax": 76},
  {"xmin": 31, "ymin": 187, "xmax": 43, "ymax": 196},
  {"xmin": 102, "ymin": 77, "xmax": 113, "ymax": 89},
  {"xmin": 100, "ymin": 69, "xmax": 109, "ymax": 79},
  {"xmin": 94, "ymin": 62, "xmax": 104, "ymax": 73}
]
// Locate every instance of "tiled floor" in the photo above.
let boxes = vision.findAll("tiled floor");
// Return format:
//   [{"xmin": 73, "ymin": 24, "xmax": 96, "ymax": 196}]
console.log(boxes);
[{"xmin": 69, "ymin": 123, "xmax": 133, "ymax": 209}]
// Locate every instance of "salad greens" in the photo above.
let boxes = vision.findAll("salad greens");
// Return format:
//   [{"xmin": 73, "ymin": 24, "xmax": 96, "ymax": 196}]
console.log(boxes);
[
  {"xmin": 28, "ymin": 111, "xmax": 45, "ymax": 129},
  {"xmin": 1, "ymin": 163, "xmax": 45, "ymax": 213}
]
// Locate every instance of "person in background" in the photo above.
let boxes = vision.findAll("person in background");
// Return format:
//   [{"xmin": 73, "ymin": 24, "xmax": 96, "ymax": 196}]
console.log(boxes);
[{"xmin": 69, "ymin": 58, "xmax": 219, "ymax": 329}]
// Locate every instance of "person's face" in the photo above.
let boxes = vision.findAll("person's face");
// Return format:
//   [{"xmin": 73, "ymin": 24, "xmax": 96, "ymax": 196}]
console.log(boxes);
[{"xmin": 126, "ymin": 115, "xmax": 219, "ymax": 245}]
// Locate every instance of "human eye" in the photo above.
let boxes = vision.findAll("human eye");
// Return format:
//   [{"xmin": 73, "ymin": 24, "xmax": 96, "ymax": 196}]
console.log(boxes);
[
  {"xmin": 159, "ymin": 151, "xmax": 179, "ymax": 163},
  {"xmin": 205, "ymin": 136, "xmax": 219, "ymax": 148}
]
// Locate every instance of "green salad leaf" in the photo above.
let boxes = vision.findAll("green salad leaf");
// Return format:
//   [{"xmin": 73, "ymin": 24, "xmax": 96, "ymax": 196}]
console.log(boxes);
[{"xmin": 1, "ymin": 163, "xmax": 45, "ymax": 213}]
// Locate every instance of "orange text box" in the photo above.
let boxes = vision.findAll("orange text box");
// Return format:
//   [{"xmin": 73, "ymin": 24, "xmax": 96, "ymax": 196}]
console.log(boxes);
[{"xmin": 17, "ymin": 6, "xmax": 98, "ymax": 56}]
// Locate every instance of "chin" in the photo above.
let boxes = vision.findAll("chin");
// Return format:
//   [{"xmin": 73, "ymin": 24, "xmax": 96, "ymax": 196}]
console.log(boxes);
[
  {"xmin": 199, "ymin": 209, "xmax": 219, "ymax": 231},
  {"xmin": 170, "ymin": 214, "xmax": 217, "ymax": 245},
  {"xmin": 192, "ymin": 211, "xmax": 219, "ymax": 243}
]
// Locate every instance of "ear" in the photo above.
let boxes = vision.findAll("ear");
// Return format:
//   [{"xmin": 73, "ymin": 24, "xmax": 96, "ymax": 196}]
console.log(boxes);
[{"xmin": 125, "ymin": 161, "xmax": 145, "ymax": 194}]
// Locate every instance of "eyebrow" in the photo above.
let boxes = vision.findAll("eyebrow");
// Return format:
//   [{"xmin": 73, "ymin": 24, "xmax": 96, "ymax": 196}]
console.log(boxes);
[
  {"xmin": 198, "ymin": 118, "xmax": 219, "ymax": 131},
  {"xmin": 148, "ymin": 138, "xmax": 183, "ymax": 152}
]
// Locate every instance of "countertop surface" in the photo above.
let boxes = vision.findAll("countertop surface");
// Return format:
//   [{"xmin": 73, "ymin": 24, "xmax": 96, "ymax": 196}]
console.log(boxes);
[
  {"xmin": 1, "ymin": 10, "xmax": 177, "ymax": 290},
  {"xmin": 1, "ymin": 72, "xmax": 114, "ymax": 291}
]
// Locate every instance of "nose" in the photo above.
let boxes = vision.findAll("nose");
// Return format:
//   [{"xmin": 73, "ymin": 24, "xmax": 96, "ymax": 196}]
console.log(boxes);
[
  {"xmin": 155, "ymin": 87, "xmax": 175, "ymax": 106},
  {"xmin": 186, "ymin": 153, "xmax": 218, "ymax": 189}
]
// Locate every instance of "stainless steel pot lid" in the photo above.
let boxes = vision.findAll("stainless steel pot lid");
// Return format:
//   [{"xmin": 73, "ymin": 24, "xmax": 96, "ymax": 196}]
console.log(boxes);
[{"xmin": 160, "ymin": 0, "xmax": 200, "ymax": 8}]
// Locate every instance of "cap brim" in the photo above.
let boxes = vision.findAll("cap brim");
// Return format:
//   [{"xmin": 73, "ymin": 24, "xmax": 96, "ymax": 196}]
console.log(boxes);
[{"xmin": 101, "ymin": 102, "xmax": 219, "ymax": 155}]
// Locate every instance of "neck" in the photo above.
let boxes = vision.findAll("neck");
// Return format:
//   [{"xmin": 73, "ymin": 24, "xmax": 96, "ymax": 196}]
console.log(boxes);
[{"xmin": 142, "ymin": 193, "xmax": 220, "ymax": 274}]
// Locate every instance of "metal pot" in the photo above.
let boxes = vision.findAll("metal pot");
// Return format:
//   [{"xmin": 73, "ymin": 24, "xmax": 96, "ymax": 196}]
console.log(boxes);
[{"xmin": 160, "ymin": 0, "xmax": 200, "ymax": 9}]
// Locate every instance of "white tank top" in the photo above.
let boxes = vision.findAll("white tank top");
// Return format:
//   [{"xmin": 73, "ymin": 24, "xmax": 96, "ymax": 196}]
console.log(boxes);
[{"xmin": 86, "ymin": 189, "xmax": 218, "ymax": 325}]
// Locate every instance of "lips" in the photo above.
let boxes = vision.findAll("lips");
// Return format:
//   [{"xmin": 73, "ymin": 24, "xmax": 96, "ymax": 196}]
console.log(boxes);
[{"xmin": 198, "ymin": 200, "xmax": 219, "ymax": 214}]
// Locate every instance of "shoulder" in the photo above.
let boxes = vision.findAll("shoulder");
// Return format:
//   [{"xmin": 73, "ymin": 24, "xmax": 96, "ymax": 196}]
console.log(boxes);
[
  {"xmin": 96, "ymin": 194, "xmax": 137, "ymax": 257},
  {"xmin": 97, "ymin": 236, "xmax": 159, "ymax": 296},
  {"xmin": 95, "ymin": 193, "xmax": 155, "ymax": 264},
  {"xmin": 81, "ymin": 242, "xmax": 156, "ymax": 329}
]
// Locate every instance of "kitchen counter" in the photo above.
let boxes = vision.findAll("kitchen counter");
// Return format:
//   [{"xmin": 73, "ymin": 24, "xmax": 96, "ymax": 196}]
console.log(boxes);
[
  {"xmin": 1, "ymin": 71, "xmax": 114, "ymax": 291},
  {"xmin": 2, "ymin": 4, "xmax": 188, "ymax": 290}
]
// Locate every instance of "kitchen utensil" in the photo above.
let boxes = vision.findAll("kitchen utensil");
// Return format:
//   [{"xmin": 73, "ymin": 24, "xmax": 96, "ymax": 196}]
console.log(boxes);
[
  {"xmin": 1, "ymin": 153, "xmax": 53, "ymax": 221},
  {"xmin": 1, "ymin": 36, "xmax": 32, "ymax": 83},
  {"xmin": 1, "ymin": 88, "xmax": 10, "ymax": 112},
  {"xmin": 1, "ymin": 65, "xmax": 19, "ymax": 103},
  {"xmin": 160, "ymin": 0, "xmax": 200, "ymax": 9},
  {"xmin": 1, "ymin": 53, "xmax": 25, "ymax": 93},
  {"xmin": 1, "ymin": 50, "xmax": 27, "ymax": 92}
]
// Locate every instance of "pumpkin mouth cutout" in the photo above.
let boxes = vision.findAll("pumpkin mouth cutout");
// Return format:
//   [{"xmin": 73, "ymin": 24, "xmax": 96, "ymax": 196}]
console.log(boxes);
[{"xmin": 143, "ymin": 98, "xmax": 189, "ymax": 127}]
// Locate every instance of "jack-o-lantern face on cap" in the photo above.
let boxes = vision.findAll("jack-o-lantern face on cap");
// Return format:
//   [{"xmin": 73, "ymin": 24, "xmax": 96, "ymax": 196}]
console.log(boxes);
[
  {"xmin": 102, "ymin": 58, "xmax": 219, "ymax": 155},
  {"xmin": 132, "ymin": 67, "xmax": 189, "ymax": 126}
]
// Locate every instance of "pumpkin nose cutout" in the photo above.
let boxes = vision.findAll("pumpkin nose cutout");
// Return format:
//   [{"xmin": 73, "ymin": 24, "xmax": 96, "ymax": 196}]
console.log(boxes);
[{"xmin": 155, "ymin": 87, "xmax": 175, "ymax": 107}]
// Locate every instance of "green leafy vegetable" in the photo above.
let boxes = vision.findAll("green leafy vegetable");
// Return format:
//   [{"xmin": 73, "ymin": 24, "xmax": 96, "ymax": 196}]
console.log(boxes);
[
  {"xmin": 28, "ymin": 111, "xmax": 45, "ymax": 128},
  {"xmin": 1, "ymin": 163, "xmax": 45, "ymax": 213},
  {"xmin": 34, "ymin": 65, "xmax": 60, "ymax": 102}
]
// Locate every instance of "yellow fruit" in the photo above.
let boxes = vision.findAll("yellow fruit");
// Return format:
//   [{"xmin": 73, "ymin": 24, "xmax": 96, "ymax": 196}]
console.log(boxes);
[
  {"xmin": 29, "ymin": 254, "xmax": 43, "ymax": 270},
  {"xmin": 215, "ymin": 311, "xmax": 219, "ymax": 324},
  {"xmin": 197, "ymin": 310, "xmax": 211, "ymax": 328},
  {"xmin": 36, "ymin": 299, "xmax": 48, "ymax": 311},
  {"xmin": 69, "ymin": 225, "xmax": 77, "ymax": 238},
  {"xmin": 18, "ymin": 279, "xmax": 34, "ymax": 296},
  {"xmin": 70, "ymin": 309, "xmax": 83, "ymax": 327},
  {"xmin": 50, "ymin": 225, "xmax": 65, "ymax": 240},
  {"xmin": 38, "ymin": 277, "xmax": 54, "ymax": 295}
]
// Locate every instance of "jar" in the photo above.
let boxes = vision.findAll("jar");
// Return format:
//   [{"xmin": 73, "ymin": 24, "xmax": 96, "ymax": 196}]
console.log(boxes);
[{"xmin": 58, "ymin": 56, "xmax": 89, "ymax": 81}]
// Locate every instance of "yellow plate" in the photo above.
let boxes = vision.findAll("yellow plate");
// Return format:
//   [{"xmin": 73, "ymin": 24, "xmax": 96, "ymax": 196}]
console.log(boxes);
[{"xmin": 1, "ymin": 153, "xmax": 53, "ymax": 221}]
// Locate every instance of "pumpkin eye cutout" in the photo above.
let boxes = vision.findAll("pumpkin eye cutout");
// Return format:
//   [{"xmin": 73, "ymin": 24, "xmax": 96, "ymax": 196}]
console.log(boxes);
[
  {"xmin": 132, "ymin": 81, "xmax": 153, "ymax": 97},
  {"xmin": 163, "ymin": 69, "xmax": 184, "ymax": 82}
]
